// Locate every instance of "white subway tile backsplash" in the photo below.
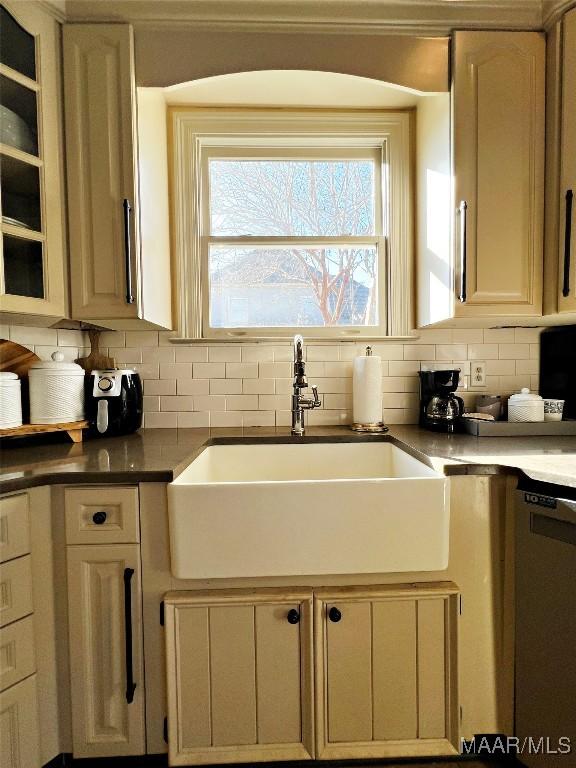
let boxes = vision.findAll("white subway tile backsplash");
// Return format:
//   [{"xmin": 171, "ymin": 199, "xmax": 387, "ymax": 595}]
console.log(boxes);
[
  {"xmin": 210, "ymin": 379, "xmax": 242, "ymax": 395},
  {"xmin": 178, "ymin": 379, "xmax": 210, "ymax": 395},
  {"xmin": 226, "ymin": 362, "xmax": 258, "ymax": 379},
  {"xmin": 209, "ymin": 346, "xmax": 242, "ymax": 363},
  {"xmin": 499, "ymin": 344, "xmax": 530, "ymax": 360},
  {"xmin": 193, "ymin": 362, "xmax": 225, "ymax": 379},
  {"xmin": 5, "ymin": 324, "xmax": 543, "ymax": 428},
  {"xmin": 175, "ymin": 347, "xmax": 209, "ymax": 363},
  {"xmin": 226, "ymin": 395, "xmax": 259, "ymax": 411},
  {"xmin": 243, "ymin": 379, "xmax": 275, "ymax": 395},
  {"xmin": 145, "ymin": 379, "xmax": 176, "ymax": 395}
]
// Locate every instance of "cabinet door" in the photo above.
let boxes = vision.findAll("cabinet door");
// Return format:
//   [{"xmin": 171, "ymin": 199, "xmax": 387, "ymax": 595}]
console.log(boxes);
[
  {"xmin": 164, "ymin": 591, "xmax": 314, "ymax": 765},
  {"xmin": 0, "ymin": 2, "xmax": 67, "ymax": 319},
  {"xmin": 315, "ymin": 586, "xmax": 459, "ymax": 760},
  {"xmin": 453, "ymin": 32, "xmax": 544, "ymax": 317},
  {"xmin": 0, "ymin": 675, "xmax": 40, "ymax": 768},
  {"xmin": 558, "ymin": 9, "xmax": 576, "ymax": 313},
  {"xmin": 66, "ymin": 544, "xmax": 145, "ymax": 758},
  {"xmin": 63, "ymin": 24, "xmax": 140, "ymax": 321}
]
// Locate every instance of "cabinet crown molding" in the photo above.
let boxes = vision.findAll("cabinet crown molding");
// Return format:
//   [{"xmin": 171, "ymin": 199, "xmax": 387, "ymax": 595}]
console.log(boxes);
[{"xmin": 62, "ymin": 0, "xmax": 550, "ymax": 32}]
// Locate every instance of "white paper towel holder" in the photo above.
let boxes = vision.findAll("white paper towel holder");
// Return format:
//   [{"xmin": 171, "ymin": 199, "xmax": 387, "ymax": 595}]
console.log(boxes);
[{"xmin": 350, "ymin": 346, "xmax": 389, "ymax": 433}]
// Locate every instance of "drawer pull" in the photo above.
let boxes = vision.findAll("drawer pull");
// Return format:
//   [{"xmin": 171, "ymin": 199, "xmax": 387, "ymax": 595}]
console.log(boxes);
[
  {"xmin": 92, "ymin": 511, "xmax": 107, "ymax": 525},
  {"xmin": 124, "ymin": 567, "xmax": 137, "ymax": 704}
]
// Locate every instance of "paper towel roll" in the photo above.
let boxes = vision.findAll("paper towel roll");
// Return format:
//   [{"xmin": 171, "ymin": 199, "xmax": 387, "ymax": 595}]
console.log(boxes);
[{"xmin": 353, "ymin": 349, "xmax": 383, "ymax": 425}]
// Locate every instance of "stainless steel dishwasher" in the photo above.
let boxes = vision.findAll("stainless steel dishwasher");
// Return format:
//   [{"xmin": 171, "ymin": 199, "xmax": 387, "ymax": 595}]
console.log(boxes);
[{"xmin": 516, "ymin": 486, "xmax": 576, "ymax": 768}]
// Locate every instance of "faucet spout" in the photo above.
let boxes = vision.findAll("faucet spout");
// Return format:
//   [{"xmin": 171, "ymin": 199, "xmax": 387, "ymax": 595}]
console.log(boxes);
[{"xmin": 291, "ymin": 334, "xmax": 321, "ymax": 435}]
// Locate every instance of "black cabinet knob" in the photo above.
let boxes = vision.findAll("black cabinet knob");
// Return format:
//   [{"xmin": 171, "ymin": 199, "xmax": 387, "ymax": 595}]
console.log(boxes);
[
  {"xmin": 328, "ymin": 606, "xmax": 342, "ymax": 623},
  {"xmin": 92, "ymin": 511, "xmax": 107, "ymax": 525},
  {"xmin": 287, "ymin": 609, "xmax": 300, "ymax": 624}
]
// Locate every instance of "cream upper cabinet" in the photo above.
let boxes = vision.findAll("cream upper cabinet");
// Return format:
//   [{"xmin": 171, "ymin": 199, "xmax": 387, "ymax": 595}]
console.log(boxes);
[
  {"xmin": 164, "ymin": 590, "xmax": 314, "ymax": 766},
  {"xmin": 314, "ymin": 585, "xmax": 459, "ymax": 761},
  {"xmin": 557, "ymin": 8, "xmax": 576, "ymax": 313},
  {"xmin": 452, "ymin": 31, "xmax": 545, "ymax": 318},
  {"xmin": 63, "ymin": 24, "xmax": 172, "ymax": 330},
  {"xmin": 0, "ymin": 1, "xmax": 67, "ymax": 323},
  {"xmin": 66, "ymin": 543, "xmax": 146, "ymax": 758}
]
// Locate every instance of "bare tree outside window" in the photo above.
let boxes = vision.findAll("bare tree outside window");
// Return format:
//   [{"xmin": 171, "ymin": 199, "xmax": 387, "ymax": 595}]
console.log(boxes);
[{"xmin": 208, "ymin": 159, "xmax": 380, "ymax": 328}]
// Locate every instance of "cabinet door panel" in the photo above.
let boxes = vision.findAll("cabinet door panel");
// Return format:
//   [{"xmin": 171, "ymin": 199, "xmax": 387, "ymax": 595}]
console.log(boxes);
[
  {"xmin": 558, "ymin": 8, "xmax": 576, "ymax": 312},
  {"xmin": 417, "ymin": 598, "xmax": 447, "ymax": 739},
  {"xmin": 210, "ymin": 605, "xmax": 257, "ymax": 747},
  {"xmin": 326, "ymin": 601, "xmax": 372, "ymax": 743},
  {"xmin": 63, "ymin": 24, "xmax": 139, "ymax": 320},
  {"xmin": 66, "ymin": 544, "xmax": 145, "ymax": 758},
  {"xmin": 165, "ymin": 592, "xmax": 314, "ymax": 765},
  {"xmin": 453, "ymin": 31, "xmax": 544, "ymax": 316},
  {"xmin": 372, "ymin": 599, "xmax": 417, "ymax": 741},
  {"xmin": 0, "ymin": 674, "xmax": 40, "ymax": 768},
  {"xmin": 255, "ymin": 603, "xmax": 301, "ymax": 745}
]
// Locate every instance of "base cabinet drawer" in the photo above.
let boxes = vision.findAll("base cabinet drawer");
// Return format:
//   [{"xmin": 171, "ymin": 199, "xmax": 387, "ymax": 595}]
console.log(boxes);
[
  {"xmin": 164, "ymin": 590, "xmax": 315, "ymax": 766},
  {"xmin": 0, "ymin": 556, "xmax": 33, "ymax": 628},
  {"xmin": 0, "ymin": 495, "xmax": 30, "ymax": 564},
  {"xmin": 0, "ymin": 674, "xmax": 40, "ymax": 768},
  {"xmin": 0, "ymin": 616, "xmax": 36, "ymax": 692},
  {"xmin": 65, "ymin": 487, "xmax": 140, "ymax": 544}
]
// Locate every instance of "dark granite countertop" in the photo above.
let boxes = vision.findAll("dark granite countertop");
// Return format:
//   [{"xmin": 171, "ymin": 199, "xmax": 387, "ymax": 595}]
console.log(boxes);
[{"xmin": 1, "ymin": 425, "xmax": 576, "ymax": 494}]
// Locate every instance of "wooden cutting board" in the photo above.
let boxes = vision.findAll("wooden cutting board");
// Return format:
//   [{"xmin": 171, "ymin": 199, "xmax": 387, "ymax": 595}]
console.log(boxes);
[
  {"xmin": 0, "ymin": 339, "xmax": 41, "ymax": 378},
  {"xmin": 75, "ymin": 329, "xmax": 115, "ymax": 372}
]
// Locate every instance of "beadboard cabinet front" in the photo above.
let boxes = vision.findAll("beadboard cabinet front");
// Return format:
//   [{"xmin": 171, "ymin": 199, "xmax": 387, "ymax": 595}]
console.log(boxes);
[
  {"xmin": 66, "ymin": 544, "xmax": 145, "ymax": 758},
  {"xmin": 314, "ymin": 585, "xmax": 459, "ymax": 760},
  {"xmin": 452, "ymin": 31, "xmax": 545, "ymax": 317},
  {"xmin": 164, "ymin": 590, "xmax": 314, "ymax": 766}
]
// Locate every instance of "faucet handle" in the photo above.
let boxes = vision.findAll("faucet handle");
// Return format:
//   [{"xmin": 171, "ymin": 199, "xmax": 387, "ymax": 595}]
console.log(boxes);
[{"xmin": 311, "ymin": 386, "xmax": 321, "ymax": 407}]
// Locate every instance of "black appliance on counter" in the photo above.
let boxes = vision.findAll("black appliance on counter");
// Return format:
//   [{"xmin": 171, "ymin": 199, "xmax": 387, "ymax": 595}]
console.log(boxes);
[
  {"xmin": 418, "ymin": 369, "xmax": 465, "ymax": 433},
  {"xmin": 85, "ymin": 369, "xmax": 143, "ymax": 436},
  {"xmin": 540, "ymin": 325, "xmax": 576, "ymax": 420}
]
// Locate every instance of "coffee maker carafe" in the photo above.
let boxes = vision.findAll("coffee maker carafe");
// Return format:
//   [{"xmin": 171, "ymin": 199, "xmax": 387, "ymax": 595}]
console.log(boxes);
[{"xmin": 419, "ymin": 369, "xmax": 465, "ymax": 432}]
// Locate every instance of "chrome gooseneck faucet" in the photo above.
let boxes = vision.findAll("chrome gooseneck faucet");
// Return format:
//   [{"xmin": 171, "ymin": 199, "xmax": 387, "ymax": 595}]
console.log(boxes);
[{"xmin": 291, "ymin": 334, "xmax": 321, "ymax": 436}]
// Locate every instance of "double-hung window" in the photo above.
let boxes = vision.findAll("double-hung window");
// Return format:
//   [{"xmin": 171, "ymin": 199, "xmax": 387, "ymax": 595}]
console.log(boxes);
[{"xmin": 171, "ymin": 110, "xmax": 412, "ymax": 339}]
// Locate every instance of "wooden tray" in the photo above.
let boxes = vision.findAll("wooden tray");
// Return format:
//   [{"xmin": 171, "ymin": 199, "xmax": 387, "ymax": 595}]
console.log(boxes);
[
  {"xmin": 462, "ymin": 418, "xmax": 576, "ymax": 437},
  {"xmin": 0, "ymin": 420, "xmax": 89, "ymax": 443}
]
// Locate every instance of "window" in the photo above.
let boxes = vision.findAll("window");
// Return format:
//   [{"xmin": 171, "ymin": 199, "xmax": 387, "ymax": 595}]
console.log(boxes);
[{"xmin": 171, "ymin": 110, "xmax": 412, "ymax": 339}]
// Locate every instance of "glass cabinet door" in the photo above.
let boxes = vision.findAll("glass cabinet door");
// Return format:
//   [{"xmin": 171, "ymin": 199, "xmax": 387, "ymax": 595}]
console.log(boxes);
[{"xmin": 0, "ymin": 4, "xmax": 45, "ymax": 302}]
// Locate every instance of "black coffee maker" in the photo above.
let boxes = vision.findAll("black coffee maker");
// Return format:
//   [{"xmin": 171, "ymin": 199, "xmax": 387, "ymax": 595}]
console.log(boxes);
[{"xmin": 418, "ymin": 369, "xmax": 465, "ymax": 433}]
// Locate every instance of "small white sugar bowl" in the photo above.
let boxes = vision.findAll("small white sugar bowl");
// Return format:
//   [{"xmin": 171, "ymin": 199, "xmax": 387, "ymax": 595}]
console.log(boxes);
[
  {"xmin": 0, "ymin": 372, "xmax": 23, "ymax": 429},
  {"xmin": 507, "ymin": 388, "xmax": 544, "ymax": 423}
]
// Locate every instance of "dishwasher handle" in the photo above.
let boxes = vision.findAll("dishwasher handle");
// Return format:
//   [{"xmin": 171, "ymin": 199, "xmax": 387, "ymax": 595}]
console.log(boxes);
[{"xmin": 531, "ymin": 511, "xmax": 576, "ymax": 547}]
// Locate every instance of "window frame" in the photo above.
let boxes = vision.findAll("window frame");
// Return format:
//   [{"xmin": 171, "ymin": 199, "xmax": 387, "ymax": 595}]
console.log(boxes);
[{"xmin": 170, "ymin": 108, "xmax": 413, "ymax": 340}]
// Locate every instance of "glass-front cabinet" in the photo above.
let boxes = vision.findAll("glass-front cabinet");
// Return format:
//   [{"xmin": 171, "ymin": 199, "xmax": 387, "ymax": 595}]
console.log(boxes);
[{"xmin": 0, "ymin": 1, "xmax": 66, "ymax": 320}]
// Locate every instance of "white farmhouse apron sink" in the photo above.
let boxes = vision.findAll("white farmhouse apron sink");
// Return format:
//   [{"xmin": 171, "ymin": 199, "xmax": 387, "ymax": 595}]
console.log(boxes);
[{"xmin": 168, "ymin": 440, "xmax": 449, "ymax": 579}]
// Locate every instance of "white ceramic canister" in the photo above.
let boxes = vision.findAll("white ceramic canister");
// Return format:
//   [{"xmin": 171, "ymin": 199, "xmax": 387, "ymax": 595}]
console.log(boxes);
[
  {"xmin": 507, "ymin": 388, "xmax": 545, "ymax": 423},
  {"xmin": 0, "ymin": 372, "xmax": 23, "ymax": 429},
  {"xmin": 29, "ymin": 351, "xmax": 85, "ymax": 424}
]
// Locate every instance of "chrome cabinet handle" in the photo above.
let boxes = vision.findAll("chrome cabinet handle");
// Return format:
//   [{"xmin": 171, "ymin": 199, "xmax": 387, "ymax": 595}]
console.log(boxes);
[
  {"xmin": 123, "ymin": 199, "xmax": 135, "ymax": 304},
  {"xmin": 562, "ymin": 189, "xmax": 573, "ymax": 298},
  {"xmin": 123, "ymin": 567, "xmax": 137, "ymax": 703},
  {"xmin": 458, "ymin": 200, "xmax": 468, "ymax": 303}
]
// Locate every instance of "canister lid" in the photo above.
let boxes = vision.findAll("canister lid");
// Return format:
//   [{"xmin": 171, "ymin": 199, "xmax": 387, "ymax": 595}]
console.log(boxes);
[
  {"xmin": 0, "ymin": 371, "xmax": 19, "ymax": 384},
  {"xmin": 508, "ymin": 387, "xmax": 542, "ymax": 402},
  {"xmin": 30, "ymin": 351, "xmax": 85, "ymax": 375}
]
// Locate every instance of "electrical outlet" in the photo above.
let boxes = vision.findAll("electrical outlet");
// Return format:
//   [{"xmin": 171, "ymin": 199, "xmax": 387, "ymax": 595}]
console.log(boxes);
[{"xmin": 470, "ymin": 361, "xmax": 486, "ymax": 388}]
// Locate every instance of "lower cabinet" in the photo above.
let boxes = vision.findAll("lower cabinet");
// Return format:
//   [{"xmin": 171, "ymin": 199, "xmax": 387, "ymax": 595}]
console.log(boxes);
[
  {"xmin": 164, "ymin": 590, "xmax": 315, "ymax": 766},
  {"xmin": 164, "ymin": 582, "xmax": 459, "ymax": 766},
  {"xmin": 66, "ymin": 544, "xmax": 146, "ymax": 758},
  {"xmin": 315, "ymin": 584, "xmax": 459, "ymax": 759},
  {"xmin": 0, "ymin": 676, "xmax": 41, "ymax": 768}
]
